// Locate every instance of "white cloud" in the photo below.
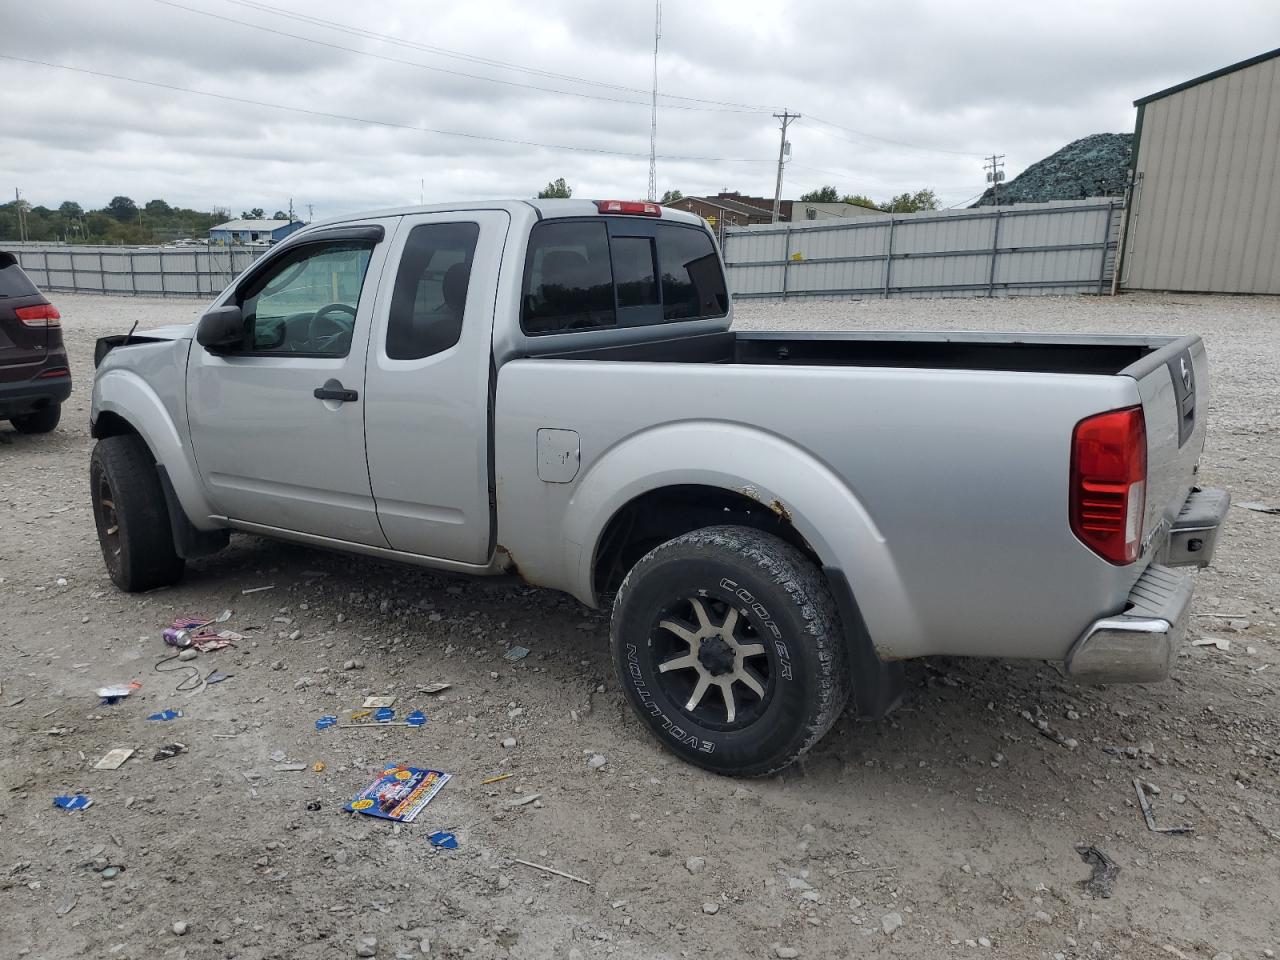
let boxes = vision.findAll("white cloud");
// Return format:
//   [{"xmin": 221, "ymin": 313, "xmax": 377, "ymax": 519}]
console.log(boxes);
[{"xmin": 1, "ymin": 0, "xmax": 1276, "ymax": 214}]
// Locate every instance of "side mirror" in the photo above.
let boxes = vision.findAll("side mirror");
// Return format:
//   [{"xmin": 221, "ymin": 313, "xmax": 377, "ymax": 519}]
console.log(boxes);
[{"xmin": 196, "ymin": 305, "xmax": 244, "ymax": 353}]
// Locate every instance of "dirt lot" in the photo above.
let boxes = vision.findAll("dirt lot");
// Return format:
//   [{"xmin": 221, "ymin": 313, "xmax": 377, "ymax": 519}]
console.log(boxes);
[{"xmin": 2, "ymin": 291, "xmax": 1278, "ymax": 960}]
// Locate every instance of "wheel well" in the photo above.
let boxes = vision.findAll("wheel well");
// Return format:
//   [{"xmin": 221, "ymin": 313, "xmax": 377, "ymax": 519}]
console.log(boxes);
[
  {"xmin": 92, "ymin": 411, "xmax": 142, "ymax": 442},
  {"xmin": 592, "ymin": 484, "xmax": 819, "ymax": 599}
]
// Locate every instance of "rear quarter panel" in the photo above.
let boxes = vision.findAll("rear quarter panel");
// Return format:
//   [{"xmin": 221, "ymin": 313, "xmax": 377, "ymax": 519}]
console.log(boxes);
[{"xmin": 495, "ymin": 360, "xmax": 1146, "ymax": 661}]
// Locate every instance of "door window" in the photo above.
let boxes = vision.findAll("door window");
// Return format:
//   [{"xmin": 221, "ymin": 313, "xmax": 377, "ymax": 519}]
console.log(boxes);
[
  {"xmin": 238, "ymin": 241, "xmax": 374, "ymax": 356},
  {"xmin": 386, "ymin": 222, "xmax": 480, "ymax": 360},
  {"xmin": 520, "ymin": 221, "xmax": 616, "ymax": 334}
]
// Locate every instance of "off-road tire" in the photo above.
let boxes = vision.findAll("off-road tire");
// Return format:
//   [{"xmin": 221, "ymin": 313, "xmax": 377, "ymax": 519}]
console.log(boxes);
[
  {"xmin": 610, "ymin": 525, "xmax": 849, "ymax": 777},
  {"xmin": 90, "ymin": 434, "xmax": 185, "ymax": 591},
  {"xmin": 9, "ymin": 404, "xmax": 61, "ymax": 434}
]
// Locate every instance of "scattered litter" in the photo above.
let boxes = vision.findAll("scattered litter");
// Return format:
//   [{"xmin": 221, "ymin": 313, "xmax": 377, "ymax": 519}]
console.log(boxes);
[
  {"xmin": 503, "ymin": 646, "xmax": 530, "ymax": 662},
  {"xmin": 97, "ymin": 681, "xmax": 141, "ymax": 705},
  {"xmin": 428, "ymin": 831, "xmax": 458, "ymax": 849},
  {"xmin": 405, "ymin": 711, "xmax": 426, "ymax": 728},
  {"xmin": 1236, "ymin": 501, "xmax": 1280, "ymax": 515},
  {"xmin": 206, "ymin": 671, "xmax": 233, "ymax": 684},
  {"xmin": 306, "ymin": 801, "xmax": 322, "ymax": 811},
  {"xmin": 313, "ymin": 761, "xmax": 326, "ymax": 773},
  {"xmin": 374, "ymin": 707, "xmax": 396, "ymax": 723},
  {"xmin": 481, "ymin": 773, "xmax": 513, "ymax": 786},
  {"xmin": 315, "ymin": 715, "xmax": 338, "ymax": 730},
  {"xmin": 1134, "ymin": 778, "xmax": 1193, "ymax": 835},
  {"xmin": 346, "ymin": 765, "xmax": 450, "ymax": 823},
  {"xmin": 53, "ymin": 795, "xmax": 92, "ymax": 811},
  {"xmin": 350, "ymin": 710, "xmax": 373, "ymax": 722},
  {"xmin": 1192, "ymin": 636, "xmax": 1231, "ymax": 651},
  {"xmin": 55, "ymin": 896, "xmax": 77, "ymax": 916},
  {"xmin": 363, "ymin": 696, "xmax": 397, "ymax": 709},
  {"xmin": 147, "ymin": 709, "xmax": 182, "ymax": 721},
  {"xmin": 507, "ymin": 793, "xmax": 541, "ymax": 807},
  {"xmin": 153, "ymin": 743, "xmax": 187, "ymax": 761},
  {"xmin": 241, "ymin": 585, "xmax": 276, "ymax": 594},
  {"xmin": 512, "ymin": 858, "xmax": 591, "ymax": 886},
  {"xmin": 1076, "ymin": 845, "xmax": 1120, "ymax": 898},
  {"xmin": 94, "ymin": 748, "xmax": 135, "ymax": 771},
  {"xmin": 274, "ymin": 762, "xmax": 309, "ymax": 772},
  {"xmin": 420, "ymin": 682, "xmax": 452, "ymax": 695}
]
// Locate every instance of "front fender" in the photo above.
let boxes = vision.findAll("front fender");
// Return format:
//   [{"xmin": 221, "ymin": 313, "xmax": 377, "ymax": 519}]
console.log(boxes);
[
  {"xmin": 92, "ymin": 366, "xmax": 219, "ymax": 531},
  {"xmin": 563, "ymin": 421, "xmax": 923, "ymax": 658}
]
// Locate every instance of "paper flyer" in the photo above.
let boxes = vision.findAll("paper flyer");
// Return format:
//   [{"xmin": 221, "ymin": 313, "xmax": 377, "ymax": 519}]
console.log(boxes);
[{"xmin": 346, "ymin": 765, "xmax": 450, "ymax": 823}]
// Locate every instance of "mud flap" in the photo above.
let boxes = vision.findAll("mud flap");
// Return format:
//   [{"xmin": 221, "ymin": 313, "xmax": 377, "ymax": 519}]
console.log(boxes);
[
  {"xmin": 156, "ymin": 465, "xmax": 229, "ymax": 559},
  {"xmin": 823, "ymin": 567, "xmax": 906, "ymax": 720}
]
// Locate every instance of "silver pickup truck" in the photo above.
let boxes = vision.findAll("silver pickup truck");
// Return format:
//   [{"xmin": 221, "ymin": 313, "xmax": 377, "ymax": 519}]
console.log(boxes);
[{"xmin": 90, "ymin": 198, "xmax": 1228, "ymax": 776}]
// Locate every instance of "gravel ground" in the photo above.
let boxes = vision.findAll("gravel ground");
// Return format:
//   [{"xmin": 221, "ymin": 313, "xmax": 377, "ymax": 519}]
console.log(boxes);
[{"xmin": 1, "ymin": 291, "xmax": 1278, "ymax": 960}]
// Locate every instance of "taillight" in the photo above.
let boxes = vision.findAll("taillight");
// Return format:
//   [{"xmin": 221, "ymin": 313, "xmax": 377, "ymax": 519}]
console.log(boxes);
[
  {"xmin": 37, "ymin": 367, "xmax": 69, "ymax": 379},
  {"xmin": 15, "ymin": 304, "xmax": 61, "ymax": 327},
  {"xmin": 1070, "ymin": 406, "xmax": 1146, "ymax": 564},
  {"xmin": 595, "ymin": 200, "xmax": 662, "ymax": 217}
]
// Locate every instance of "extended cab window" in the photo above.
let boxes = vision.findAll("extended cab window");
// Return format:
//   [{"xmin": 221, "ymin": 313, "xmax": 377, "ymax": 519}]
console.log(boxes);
[
  {"xmin": 238, "ymin": 241, "xmax": 374, "ymax": 356},
  {"xmin": 521, "ymin": 221, "xmax": 615, "ymax": 334},
  {"xmin": 386, "ymin": 222, "xmax": 479, "ymax": 360},
  {"xmin": 520, "ymin": 219, "xmax": 726, "ymax": 336}
]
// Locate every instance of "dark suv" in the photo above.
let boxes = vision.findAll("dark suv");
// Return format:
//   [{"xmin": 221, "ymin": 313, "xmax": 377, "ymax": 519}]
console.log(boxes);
[{"xmin": 0, "ymin": 252, "xmax": 70, "ymax": 433}]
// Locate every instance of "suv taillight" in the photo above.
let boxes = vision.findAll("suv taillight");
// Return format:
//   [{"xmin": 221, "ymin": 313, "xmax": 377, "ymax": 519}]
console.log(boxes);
[
  {"xmin": 1070, "ymin": 406, "xmax": 1146, "ymax": 564},
  {"xmin": 15, "ymin": 304, "xmax": 61, "ymax": 327}
]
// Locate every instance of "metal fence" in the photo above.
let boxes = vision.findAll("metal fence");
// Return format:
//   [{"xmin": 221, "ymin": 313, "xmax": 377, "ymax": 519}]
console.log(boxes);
[
  {"xmin": 722, "ymin": 200, "xmax": 1122, "ymax": 300},
  {"xmin": 11, "ymin": 244, "xmax": 268, "ymax": 299}
]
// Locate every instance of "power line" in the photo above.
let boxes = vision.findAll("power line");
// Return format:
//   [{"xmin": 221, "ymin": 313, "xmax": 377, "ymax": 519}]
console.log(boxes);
[
  {"xmin": 213, "ymin": 0, "xmax": 773, "ymax": 112},
  {"xmin": 0, "ymin": 53, "xmax": 777, "ymax": 164},
  {"xmin": 801, "ymin": 115, "xmax": 985, "ymax": 159},
  {"xmin": 151, "ymin": 0, "xmax": 760, "ymax": 114}
]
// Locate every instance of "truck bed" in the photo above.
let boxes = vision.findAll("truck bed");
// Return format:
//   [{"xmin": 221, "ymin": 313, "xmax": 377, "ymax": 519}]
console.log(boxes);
[{"xmin": 533, "ymin": 329, "xmax": 1176, "ymax": 377}]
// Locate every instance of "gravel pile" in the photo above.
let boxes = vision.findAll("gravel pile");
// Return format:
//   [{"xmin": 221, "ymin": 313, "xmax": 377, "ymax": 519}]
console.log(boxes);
[{"xmin": 973, "ymin": 132, "xmax": 1132, "ymax": 206}]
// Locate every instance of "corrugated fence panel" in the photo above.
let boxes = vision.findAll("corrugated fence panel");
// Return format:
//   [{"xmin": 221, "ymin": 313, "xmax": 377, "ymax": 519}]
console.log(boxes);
[
  {"xmin": 723, "ymin": 200, "xmax": 1119, "ymax": 300},
  {"xmin": 9, "ymin": 244, "xmax": 271, "ymax": 298}
]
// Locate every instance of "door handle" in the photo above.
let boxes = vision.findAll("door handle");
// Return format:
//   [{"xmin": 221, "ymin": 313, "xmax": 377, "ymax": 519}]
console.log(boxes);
[{"xmin": 313, "ymin": 379, "xmax": 358, "ymax": 403}]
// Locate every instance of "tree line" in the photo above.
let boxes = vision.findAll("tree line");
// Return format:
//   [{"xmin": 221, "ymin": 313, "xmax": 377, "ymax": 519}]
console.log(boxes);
[
  {"xmin": 797, "ymin": 185, "xmax": 940, "ymax": 213},
  {"xmin": 0, "ymin": 196, "xmax": 294, "ymax": 245}
]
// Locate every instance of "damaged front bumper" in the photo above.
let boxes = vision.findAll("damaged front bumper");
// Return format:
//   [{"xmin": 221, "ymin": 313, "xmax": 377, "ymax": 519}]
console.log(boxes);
[{"xmin": 1066, "ymin": 486, "xmax": 1228, "ymax": 684}]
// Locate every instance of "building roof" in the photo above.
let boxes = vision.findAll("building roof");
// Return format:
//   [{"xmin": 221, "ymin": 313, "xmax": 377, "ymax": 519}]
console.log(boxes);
[
  {"xmin": 1134, "ymin": 46, "xmax": 1280, "ymax": 106},
  {"xmin": 211, "ymin": 219, "xmax": 298, "ymax": 232}
]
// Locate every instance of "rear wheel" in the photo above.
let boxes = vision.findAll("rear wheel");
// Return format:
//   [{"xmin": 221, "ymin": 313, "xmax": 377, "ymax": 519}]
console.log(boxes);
[
  {"xmin": 90, "ymin": 434, "xmax": 185, "ymax": 591},
  {"xmin": 610, "ymin": 525, "xmax": 849, "ymax": 777},
  {"xmin": 9, "ymin": 404, "xmax": 61, "ymax": 434}
]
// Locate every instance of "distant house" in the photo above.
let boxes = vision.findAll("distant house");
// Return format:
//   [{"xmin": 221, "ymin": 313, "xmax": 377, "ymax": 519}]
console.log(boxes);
[
  {"xmin": 208, "ymin": 219, "xmax": 305, "ymax": 246},
  {"xmin": 666, "ymin": 191, "xmax": 795, "ymax": 228}
]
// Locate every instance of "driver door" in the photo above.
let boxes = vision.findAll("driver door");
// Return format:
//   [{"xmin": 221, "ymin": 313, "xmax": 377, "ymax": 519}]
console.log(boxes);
[{"xmin": 187, "ymin": 221, "xmax": 395, "ymax": 546}]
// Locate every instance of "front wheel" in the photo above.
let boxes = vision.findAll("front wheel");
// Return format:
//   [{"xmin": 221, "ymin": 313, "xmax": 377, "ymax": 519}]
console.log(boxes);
[
  {"xmin": 90, "ymin": 434, "xmax": 185, "ymax": 592},
  {"xmin": 610, "ymin": 525, "xmax": 849, "ymax": 777}
]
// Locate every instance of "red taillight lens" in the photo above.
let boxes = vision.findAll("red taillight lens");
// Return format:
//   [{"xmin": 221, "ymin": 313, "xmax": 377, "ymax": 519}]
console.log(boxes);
[
  {"xmin": 15, "ymin": 303, "xmax": 61, "ymax": 327},
  {"xmin": 1070, "ymin": 406, "xmax": 1147, "ymax": 564},
  {"xmin": 36, "ymin": 367, "xmax": 69, "ymax": 379},
  {"xmin": 594, "ymin": 200, "xmax": 662, "ymax": 217}
]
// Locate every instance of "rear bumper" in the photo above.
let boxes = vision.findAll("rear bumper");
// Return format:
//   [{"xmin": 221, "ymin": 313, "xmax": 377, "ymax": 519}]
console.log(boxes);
[
  {"xmin": 1066, "ymin": 564, "xmax": 1192, "ymax": 683},
  {"xmin": 1066, "ymin": 485, "xmax": 1228, "ymax": 684},
  {"xmin": 0, "ymin": 374, "xmax": 72, "ymax": 416}
]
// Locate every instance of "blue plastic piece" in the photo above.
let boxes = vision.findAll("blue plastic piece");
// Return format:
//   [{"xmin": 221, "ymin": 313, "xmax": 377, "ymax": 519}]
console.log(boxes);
[
  {"xmin": 405, "ymin": 710, "xmax": 426, "ymax": 727},
  {"xmin": 374, "ymin": 707, "xmax": 395, "ymax": 723},
  {"xmin": 147, "ymin": 709, "xmax": 182, "ymax": 721},
  {"xmin": 315, "ymin": 715, "xmax": 337, "ymax": 730},
  {"xmin": 53, "ymin": 795, "xmax": 92, "ymax": 811},
  {"xmin": 428, "ymin": 830, "xmax": 458, "ymax": 849}
]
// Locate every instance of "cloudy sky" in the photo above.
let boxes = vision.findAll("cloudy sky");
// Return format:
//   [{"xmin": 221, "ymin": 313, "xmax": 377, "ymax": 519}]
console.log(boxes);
[{"xmin": 3, "ymin": 0, "xmax": 1277, "ymax": 218}]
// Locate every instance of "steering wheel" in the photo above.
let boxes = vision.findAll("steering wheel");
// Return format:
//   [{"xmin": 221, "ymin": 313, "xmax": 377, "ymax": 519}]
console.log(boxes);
[{"xmin": 307, "ymin": 302, "xmax": 357, "ymax": 346}]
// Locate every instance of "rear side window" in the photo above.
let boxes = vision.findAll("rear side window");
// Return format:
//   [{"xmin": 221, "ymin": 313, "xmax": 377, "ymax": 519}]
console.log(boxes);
[
  {"xmin": 0, "ymin": 256, "xmax": 40, "ymax": 298},
  {"xmin": 520, "ymin": 220, "xmax": 726, "ymax": 335},
  {"xmin": 521, "ymin": 221, "xmax": 615, "ymax": 334},
  {"xmin": 386, "ymin": 222, "xmax": 480, "ymax": 360},
  {"xmin": 658, "ymin": 226, "xmax": 728, "ymax": 321}
]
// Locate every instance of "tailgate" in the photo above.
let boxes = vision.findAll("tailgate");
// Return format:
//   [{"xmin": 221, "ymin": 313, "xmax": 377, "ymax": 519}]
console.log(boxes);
[{"xmin": 1125, "ymin": 335, "xmax": 1208, "ymax": 557}]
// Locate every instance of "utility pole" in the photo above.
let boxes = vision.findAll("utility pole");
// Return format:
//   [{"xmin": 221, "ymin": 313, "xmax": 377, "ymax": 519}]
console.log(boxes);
[
  {"xmin": 15, "ymin": 188, "xmax": 28, "ymax": 243},
  {"xmin": 771, "ymin": 110, "xmax": 799, "ymax": 223},
  {"xmin": 984, "ymin": 154, "xmax": 1006, "ymax": 207},
  {"xmin": 307, "ymin": 203, "xmax": 314, "ymax": 223},
  {"xmin": 647, "ymin": 0, "xmax": 662, "ymax": 202}
]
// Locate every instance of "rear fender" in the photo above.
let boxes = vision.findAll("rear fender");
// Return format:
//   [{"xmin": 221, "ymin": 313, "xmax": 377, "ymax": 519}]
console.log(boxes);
[
  {"xmin": 91, "ymin": 367, "xmax": 219, "ymax": 531},
  {"xmin": 563, "ymin": 421, "xmax": 923, "ymax": 658}
]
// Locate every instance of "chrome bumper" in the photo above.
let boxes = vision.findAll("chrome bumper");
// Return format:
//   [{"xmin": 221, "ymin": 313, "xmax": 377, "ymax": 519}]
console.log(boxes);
[{"xmin": 1066, "ymin": 564, "xmax": 1193, "ymax": 684}]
